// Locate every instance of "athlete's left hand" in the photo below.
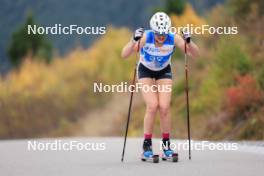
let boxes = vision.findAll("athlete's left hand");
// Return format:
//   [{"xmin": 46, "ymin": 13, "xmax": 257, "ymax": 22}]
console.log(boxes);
[{"xmin": 182, "ymin": 30, "xmax": 191, "ymax": 44}]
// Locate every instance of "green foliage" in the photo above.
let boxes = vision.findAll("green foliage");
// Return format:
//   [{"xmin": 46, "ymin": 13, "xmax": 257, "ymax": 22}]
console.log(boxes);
[
  {"xmin": 192, "ymin": 37, "xmax": 252, "ymax": 114},
  {"xmin": 228, "ymin": 0, "xmax": 252, "ymax": 18},
  {"xmin": 173, "ymin": 78, "xmax": 193, "ymax": 95},
  {"xmin": 213, "ymin": 37, "xmax": 252, "ymax": 85},
  {"xmin": 173, "ymin": 79, "xmax": 185, "ymax": 95},
  {"xmin": 7, "ymin": 13, "xmax": 52, "ymax": 67},
  {"xmin": 165, "ymin": 0, "xmax": 186, "ymax": 15},
  {"xmin": 228, "ymin": 0, "xmax": 264, "ymax": 18},
  {"xmin": 192, "ymin": 72, "xmax": 222, "ymax": 113},
  {"xmin": 257, "ymin": 66, "xmax": 264, "ymax": 91}
]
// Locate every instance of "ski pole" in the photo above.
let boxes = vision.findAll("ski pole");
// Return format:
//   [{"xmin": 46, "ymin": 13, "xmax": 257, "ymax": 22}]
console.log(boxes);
[
  {"xmin": 184, "ymin": 39, "xmax": 191, "ymax": 160},
  {"xmin": 121, "ymin": 41, "xmax": 140, "ymax": 162}
]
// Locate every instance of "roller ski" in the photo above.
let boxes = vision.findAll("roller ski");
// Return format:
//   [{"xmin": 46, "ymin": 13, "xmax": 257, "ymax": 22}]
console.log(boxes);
[
  {"xmin": 141, "ymin": 139, "xmax": 159, "ymax": 163},
  {"xmin": 161, "ymin": 139, "xmax": 178, "ymax": 162}
]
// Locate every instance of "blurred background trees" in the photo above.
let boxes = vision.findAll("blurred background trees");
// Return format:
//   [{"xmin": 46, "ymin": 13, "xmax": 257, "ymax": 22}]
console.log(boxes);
[
  {"xmin": 165, "ymin": 0, "xmax": 186, "ymax": 15},
  {"xmin": 0, "ymin": 0, "xmax": 263, "ymax": 139},
  {"xmin": 8, "ymin": 13, "xmax": 53, "ymax": 67}
]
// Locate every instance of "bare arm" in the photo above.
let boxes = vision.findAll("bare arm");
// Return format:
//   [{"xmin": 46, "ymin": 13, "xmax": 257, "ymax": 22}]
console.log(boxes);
[
  {"xmin": 174, "ymin": 34, "xmax": 199, "ymax": 58},
  {"xmin": 121, "ymin": 33, "xmax": 146, "ymax": 58}
]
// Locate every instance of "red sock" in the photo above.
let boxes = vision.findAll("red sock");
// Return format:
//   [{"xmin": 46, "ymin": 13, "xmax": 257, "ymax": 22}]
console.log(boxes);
[
  {"xmin": 162, "ymin": 133, "xmax": 170, "ymax": 139},
  {"xmin": 144, "ymin": 133, "xmax": 152, "ymax": 139}
]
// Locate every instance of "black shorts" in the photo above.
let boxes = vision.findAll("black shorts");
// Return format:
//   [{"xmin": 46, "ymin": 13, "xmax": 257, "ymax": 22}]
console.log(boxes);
[{"xmin": 137, "ymin": 63, "xmax": 172, "ymax": 80}]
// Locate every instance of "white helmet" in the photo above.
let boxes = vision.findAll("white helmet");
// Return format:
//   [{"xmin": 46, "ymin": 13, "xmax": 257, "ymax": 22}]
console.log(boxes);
[{"xmin": 150, "ymin": 12, "xmax": 171, "ymax": 34}]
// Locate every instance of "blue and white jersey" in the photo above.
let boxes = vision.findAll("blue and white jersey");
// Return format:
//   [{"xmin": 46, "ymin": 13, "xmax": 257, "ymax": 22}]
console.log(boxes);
[{"xmin": 140, "ymin": 30, "xmax": 175, "ymax": 71}]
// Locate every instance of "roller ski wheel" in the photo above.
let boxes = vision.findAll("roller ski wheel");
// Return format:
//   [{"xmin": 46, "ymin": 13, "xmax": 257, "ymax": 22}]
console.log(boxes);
[
  {"xmin": 141, "ymin": 152, "xmax": 159, "ymax": 163},
  {"xmin": 162, "ymin": 150, "xmax": 178, "ymax": 162}
]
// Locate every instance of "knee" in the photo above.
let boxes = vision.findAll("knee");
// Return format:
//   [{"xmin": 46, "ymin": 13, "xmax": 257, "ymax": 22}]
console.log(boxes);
[
  {"xmin": 159, "ymin": 104, "xmax": 170, "ymax": 118},
  {"xmin": 146, "ymin": 103, "xmax": 158, "ymax": 115}
]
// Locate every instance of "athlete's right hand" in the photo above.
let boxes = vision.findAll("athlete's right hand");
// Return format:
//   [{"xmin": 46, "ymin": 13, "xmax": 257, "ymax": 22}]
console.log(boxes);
[{"xmin": 133, "ymin": 27, "xmax": 144, "ymax": 42}]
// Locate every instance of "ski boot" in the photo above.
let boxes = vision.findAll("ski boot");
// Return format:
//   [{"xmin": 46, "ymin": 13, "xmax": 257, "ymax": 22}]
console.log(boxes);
[
  {"xmin": 141, "ymin": 139, "xmax": 159, "ymax": 163},
  {"xmin": 161, "ymin": 139, "xmax": 178, "ymax": 162}
]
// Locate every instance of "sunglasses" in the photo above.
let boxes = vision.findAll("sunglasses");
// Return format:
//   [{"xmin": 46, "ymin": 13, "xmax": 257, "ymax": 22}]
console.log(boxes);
[{"xmin": 154, "ymin": 32, "xmax": 168, "ymax": 37}]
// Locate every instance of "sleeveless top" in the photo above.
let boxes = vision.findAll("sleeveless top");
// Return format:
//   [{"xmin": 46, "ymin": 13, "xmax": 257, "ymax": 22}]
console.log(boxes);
[{"xmin": 140, "ymin": 30, "xmax": 175, "ymax": 71}]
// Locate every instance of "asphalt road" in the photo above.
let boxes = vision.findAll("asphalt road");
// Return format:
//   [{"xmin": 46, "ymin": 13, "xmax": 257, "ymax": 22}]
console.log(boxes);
[{"xmin": 0, "ymin": 138, "xmax": 263, "ymax": 176}]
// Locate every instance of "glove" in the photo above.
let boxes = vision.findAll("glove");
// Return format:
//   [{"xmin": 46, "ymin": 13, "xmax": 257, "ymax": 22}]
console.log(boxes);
[
  {"xmin": 182, "ymin": 30, "xmax": 191, "ymax": 44},
  {"xmin": 133, "ymin": 27, "xmax": 144, "ymax": 42}
]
